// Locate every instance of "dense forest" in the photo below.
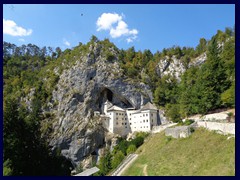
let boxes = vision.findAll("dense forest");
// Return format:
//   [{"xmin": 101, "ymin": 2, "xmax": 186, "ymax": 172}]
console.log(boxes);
[{"xmin": 3, "ymin": 26, "xmax": 235, "ymax": 175}]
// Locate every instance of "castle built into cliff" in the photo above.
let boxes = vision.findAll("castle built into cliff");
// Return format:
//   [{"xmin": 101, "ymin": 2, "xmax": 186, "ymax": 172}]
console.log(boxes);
[{"xmin": 95, "ymin": 100, "xmax": 158, "ymax": 136}]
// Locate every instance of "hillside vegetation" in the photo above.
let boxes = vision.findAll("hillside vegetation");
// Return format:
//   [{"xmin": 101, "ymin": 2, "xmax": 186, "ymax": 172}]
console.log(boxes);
[
  {"xmin": 122, "ymin": 128, "xmax": 235, "ymax": 176},
  {"xmin": 3, "ymin": 27, "xmax": 235, "ymax": 175}
]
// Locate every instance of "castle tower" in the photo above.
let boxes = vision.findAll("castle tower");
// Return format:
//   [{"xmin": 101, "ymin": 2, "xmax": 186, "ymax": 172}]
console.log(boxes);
[{"xmin": 103, "ymin": 100, "xmax": 113, "ymax": 115}]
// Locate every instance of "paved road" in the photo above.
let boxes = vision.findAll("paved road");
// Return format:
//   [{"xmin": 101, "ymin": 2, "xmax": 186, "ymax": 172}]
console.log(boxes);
[{"xmin": 111, "ymin": 153, "xmax": 138, "ymax": 176}]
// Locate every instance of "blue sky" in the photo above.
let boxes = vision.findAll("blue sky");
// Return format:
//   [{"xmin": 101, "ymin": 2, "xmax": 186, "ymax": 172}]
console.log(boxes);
[{"xmin": 3, "ymin": 4, "xmax": 235, "ymax": 53}]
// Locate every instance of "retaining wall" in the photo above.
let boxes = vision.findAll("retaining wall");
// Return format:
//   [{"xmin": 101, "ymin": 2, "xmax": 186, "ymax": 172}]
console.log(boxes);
[{"xmin": 197, "ymin": 121, "xmax": 235, "ymax": 135}]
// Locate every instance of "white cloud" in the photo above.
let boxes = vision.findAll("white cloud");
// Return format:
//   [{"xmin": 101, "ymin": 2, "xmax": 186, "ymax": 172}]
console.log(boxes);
[
  {"xmin": 63, "ymin": 39, "xmax": 70, "ymax": 46},
  {"xmin": 110, "ymin": 21, "xmax": 129, "ymax": 38},
  {"xmin": 3, "ymin": 19, "xmax": 32, "ymax": 36},
  {"xmin": 126, "ymin": 36, "xmax": 137, "ymax": 43},
  {"xmin": 96, "ymin": 13, "xmax": 122, "ymax": 31},
  {"xmin": 96, "ymin": 13, "xmax": 138, "ymax": 43},
  {"xmin": 18, "ymin": 38, "xmax": 25, "ymax": 42}
]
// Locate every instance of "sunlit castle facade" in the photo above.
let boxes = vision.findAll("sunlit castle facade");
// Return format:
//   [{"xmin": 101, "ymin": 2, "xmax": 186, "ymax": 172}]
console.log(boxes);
[{"xmin": 102, "ymin": 100, "xmax": 158, "ymax": 136}]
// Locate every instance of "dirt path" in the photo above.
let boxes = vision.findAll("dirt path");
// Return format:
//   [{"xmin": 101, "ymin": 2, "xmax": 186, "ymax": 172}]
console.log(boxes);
[{"xmin": 143, "ymin": 164, "xmax": 148, "ymax": 176}]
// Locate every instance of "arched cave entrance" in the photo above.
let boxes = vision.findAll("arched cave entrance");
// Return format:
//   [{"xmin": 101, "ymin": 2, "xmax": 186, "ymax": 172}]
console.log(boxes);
[{"xmin": 97, "ymin": 87, "xmax": 133, "ymax": 113}]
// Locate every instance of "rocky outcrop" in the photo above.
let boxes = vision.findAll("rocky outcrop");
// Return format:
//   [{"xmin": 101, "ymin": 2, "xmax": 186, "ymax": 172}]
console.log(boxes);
[
  {"xmin": 156, "ymin": 53, "xmax": 207, "ymax": 81},
  {"xmin": 48, "ymin": 41, "xmax": 153, "ymax": 166}
]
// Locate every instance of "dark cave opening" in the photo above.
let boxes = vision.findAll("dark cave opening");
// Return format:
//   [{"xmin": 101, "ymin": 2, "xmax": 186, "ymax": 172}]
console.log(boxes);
[
  {"xmin": 97, "ymin": 87, "xmax": 133, "ymax": 113},
  {"xmin": 106, "ymin": 88, "xmax": 113, "ymax": 101}
]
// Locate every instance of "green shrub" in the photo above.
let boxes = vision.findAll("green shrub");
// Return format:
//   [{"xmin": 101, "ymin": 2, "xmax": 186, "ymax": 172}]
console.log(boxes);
[
  {"xmin": 190, "ymin": 127, "xmax": 195, "ymax": 133},
  {"xmin": 111, "ymin": 151, "xmax": 125, "ymax": 169},
  {"xmin": 184, "ymin": 119, "xmax": 194, "ymax": 125},
  {"xmin": 126, "ymin": 144, "xmax": 137, "ymax": 155}
]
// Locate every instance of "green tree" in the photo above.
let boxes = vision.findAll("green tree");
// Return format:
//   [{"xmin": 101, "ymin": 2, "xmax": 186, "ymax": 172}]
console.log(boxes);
[
  {"xmin": 196, "ymin": 35, "xmax": 229, "ymax": 113},
  {"xmin": 126, "ymin": 144, "xmax": 137, "ymax": 155},
  {"xmin": 97, "ymin": 150, "xmax": 112, "ymax": 175},
  {"xmin": 3, "ymin": 159, "xmax": 13, "ymax": 176},
  {"xmin": 221, "ymin": 82, "xmax": 235, "ymax": 107},
  {"xmin": 196, "ymin": 38, "xmax": 207, "ymax": 55},
  {"xmin": 165, "ymin": 103, "xmax": 181, "ymax": 123},
  {"xmin": 111, "ymin": 151, "xmax": 125, "ymax": 169}
]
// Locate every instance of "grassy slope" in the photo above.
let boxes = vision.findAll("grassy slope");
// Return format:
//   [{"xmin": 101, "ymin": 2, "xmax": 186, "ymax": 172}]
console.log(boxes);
[{"xmin": 122, "ymin": 128, "xmax": 235, "ymax": 176}]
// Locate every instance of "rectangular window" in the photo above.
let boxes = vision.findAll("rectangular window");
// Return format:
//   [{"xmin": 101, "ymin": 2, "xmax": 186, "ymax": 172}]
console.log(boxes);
[
  {"xmin": 116, "ymin": 118, "xmax": 118, "ymax": 120},
  {"xmin": 122, "ymin": 123, "xmax": 124, "ymax": 125},
  {"xmin": 116, "ymin": 122, "xmax": 118, "ymax": 125},
  {"xmin": 125, "ymin": 126, "xmax": 127, "ymax": 128},
  {"xmin": 151, "ymin": 114, "xmax": 153, "ymax": 116},
  {"xmin": 116, "ymin": 113, "xmax": 118, "ymax": 115},
  {"xmin": 147, "ymin": 120, "xmax": 148, "ymax": 122},
  {"xmin": 130, "ymin": 123, "xmax": 132, "ymax": 125},
  {"xmin": 146, "ymin": 114, "xmax": 148, "ymax": 116},
  {"xmin": 130, "ymin": 118, "xmax": 131, "ymax": 120},
  {"xmin": 125, "ymin": 123, "xmax": 127, "ymax": 125},
  {"xmin": 152, "ymin": 119, "xmax": 153, "ymax": 122},
  {"xmin": 143, "ymin": 120, "xmax": 145, "ymax": 122},
  {"xmin": 143, "ymin": 114, "xmax": 145, "ymax": 117},
  {"xmin": 122, "ymin": 118, "xmax": 124, "ymax": 120},
  {"xmin": 110, "ymin": 113, "xmax": 111, "ymax": 115}
]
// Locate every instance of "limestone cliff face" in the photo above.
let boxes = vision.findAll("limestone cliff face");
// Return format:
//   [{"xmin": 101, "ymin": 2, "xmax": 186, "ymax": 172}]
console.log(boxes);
[
  {"xmin": 156, "ymin": 53, "xmax": 207, "ymax": 81},
  {"xmin": 48, "ymin": 42, "xmax": 153, "ymax": 166}
]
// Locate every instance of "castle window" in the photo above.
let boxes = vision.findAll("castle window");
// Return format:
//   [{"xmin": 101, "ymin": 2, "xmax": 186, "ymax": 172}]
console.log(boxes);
[
  {"xmin": 125, "ymin": 123, "xmax": 127, "ymax": 125},
  {"xmin": 143, "ymin": 114, "xmax": 145, "ymax": 117},
  {"xmin": 152, "ymin": 119, "xmax": 153, "ymax": 122},
  {"xmin": 144, "ymin": 126, "xmax": 145, "ymax": 128},
  {"xmin": 109, "ymin": 113, "xmax": 111, "ymax": 115},
  {"xmin": 146, "ymin": 114, "xmax": 148, "ymax": 116},
  {"xmin": 143, "ymin": 120, "xmax": 145, "ymax": 122},
  {"xmin": 125, "ymin": 126, "xmax": 127, "ymax": 128},
  {"xmin": 147, "ymin": 120, "xmax": 148, "ymax": 122},
  {"xmin": 130, "ymin": 123, "xmax": 132, "ymax": 125},
  {"xmin": 122, "ymin": 123, "xmax": 124, "ymax": 125},
  {"xmin": 130, "ymin": 113, "xmax": 132, "ymax": 116},
  {"xmin": 116, "ymin": 113, "xmax": 118, "ymax": 115},
  {"xmin": 116, "ymin": 118, "xmax": 118, "ymax": 120},
  {"xmin": 130, "ymin": 118, "xmax": 131, "ymax": 120},
  {"xmin": 116, "ymin": 122, "xmax": 118, "ymax": 125},
  {"xmin": 151, "ymin": 114, "xmax": 153, "ymax": 116}
]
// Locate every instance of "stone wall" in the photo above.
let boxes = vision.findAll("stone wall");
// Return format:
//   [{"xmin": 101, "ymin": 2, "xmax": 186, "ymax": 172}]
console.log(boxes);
[
  {"xmin": 165, "ymin": 126, "xmax": 191, "ymax": 138},
  {"xmin": 184, "ymin": 109, "xmax": 235, "ymax": 123},
  {"xmin": 197, "ymin": 121, "xmax": 235, "ymax": 135}
]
